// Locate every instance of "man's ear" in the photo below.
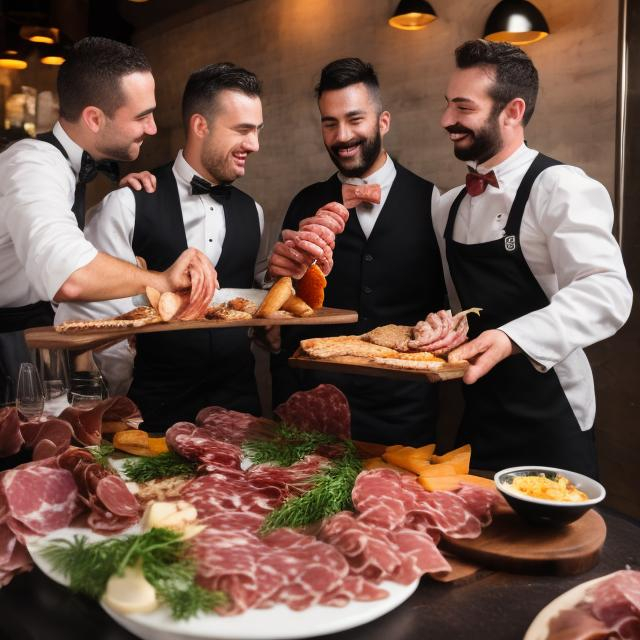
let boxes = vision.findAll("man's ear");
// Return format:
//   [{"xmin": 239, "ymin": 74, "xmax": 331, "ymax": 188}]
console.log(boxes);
[
  {"xmin": 190, "ymin": 113, "xmax": 210, "ymax": 138},
  {"xmin": 379, "ymin": 110, "xmax": 391, "ymax": 136},
  {"xmin": 503, "ymin": 98, "xmax": 526, "ymax": 126},
  {"xmin": 81, "ymin": 106, "xmax": 104, "ymax": 133}
]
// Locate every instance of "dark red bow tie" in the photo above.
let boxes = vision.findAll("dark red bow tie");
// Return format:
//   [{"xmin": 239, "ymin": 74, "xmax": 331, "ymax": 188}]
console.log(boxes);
[{"xmin": 465, "ymin": 168, "xmax": 499, "ymax": 197}]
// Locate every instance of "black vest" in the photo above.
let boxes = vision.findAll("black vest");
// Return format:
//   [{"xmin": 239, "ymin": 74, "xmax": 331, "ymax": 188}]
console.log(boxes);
[
  {"xmin": 128, "ymin": 163, "xmax": 260, "ymax": 428},
  {"xmin": 272, "ymin": 160, "xmax": 446, "ymax": 446}
]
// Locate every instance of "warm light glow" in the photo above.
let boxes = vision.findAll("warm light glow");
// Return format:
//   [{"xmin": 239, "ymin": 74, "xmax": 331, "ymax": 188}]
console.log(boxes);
[
  {"xmin": 485, "ymin": 29, "xmax": 548, "ymax": 45},
  {"xmin": 19, "ymin": 26, "xmax": 59, "ymax": 45},
  {"xmin": 29, "ymin": 35, "xmax": 55, "ymax": 44},
  {"xmin": 388, "ymin": 12, "xmax": 437, "ymax": 30},
  {"xmin": 0, "ymin": 58, "xmax": 28, "ymax": 70},
  {"xmin": 41, "ymin": 55, "xmax": 65, "ymax": 65}
]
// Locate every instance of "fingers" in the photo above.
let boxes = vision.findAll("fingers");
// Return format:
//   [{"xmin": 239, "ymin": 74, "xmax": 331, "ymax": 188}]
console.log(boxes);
[
  {"xmin": 269, "ymin": 241, "xmax": 312, "ymax": 279},
  {"xmin": 298, "ymin": 223, "xmax": 336, "ymax": 249},
  {"xmin": 452, "ymin": 330, "xmax": 514, "ymax": 384},
  {"xmin": 119, "ymin": 171, "xmax": 157, "ymax": 193},
  {"xmin": 299, "ymin": 215, "xmax": 342, "ymax": 235},
  {"xmin": 321, "ymin": 202, "xmax": 349, "ymax": 223}
]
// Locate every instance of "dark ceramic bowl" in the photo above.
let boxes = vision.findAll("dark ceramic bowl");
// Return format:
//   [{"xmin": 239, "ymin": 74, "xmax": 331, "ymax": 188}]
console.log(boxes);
[{"xmin": 494, "ymin": 466, "xmax": 605, "ymax": 526}]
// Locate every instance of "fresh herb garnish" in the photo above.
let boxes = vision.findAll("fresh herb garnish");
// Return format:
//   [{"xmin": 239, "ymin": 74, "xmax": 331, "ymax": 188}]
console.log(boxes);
[
  {"xmin": 121, "ymin": 451, "xmax": 197, "ymax": 483},
  {"xmin": 243, "ymin": 423, "xmax": 340, "ymax": 467},
  {"xmin": 260, "ymin": 441, "xmax": 362, "ymax": 534},
  {"xmin": 90, "ymin": 442, "xmax": 115, "ymax": 468},
  {"xmin": 41, "ymin": 528, "xmax": 226, "ymax": 619}
]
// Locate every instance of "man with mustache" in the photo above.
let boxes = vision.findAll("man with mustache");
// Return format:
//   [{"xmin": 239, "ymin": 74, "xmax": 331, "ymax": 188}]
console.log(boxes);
[
  {"xmin": 57, "ymin": 63, "xmax": 267, "ymax": 429},
  {"xmin": 0, "ymin": 37, "xmax": 215, "ymax": 407},
  {"xmin": 431, "ymin": 39, "xmax": 632, "ymax": 476},
  {"xmin": 269, "ymin": 58, "xmax": 446, "ymax": 446}
]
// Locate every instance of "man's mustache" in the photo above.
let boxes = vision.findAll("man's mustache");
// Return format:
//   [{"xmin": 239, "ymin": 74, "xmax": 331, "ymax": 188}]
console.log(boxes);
[
  {"xmin": 445, "ymin": 124, "xmax": 474, "ymax": 135},
  {"xmin": 331, "ymin": 139, "xmax": 364, "ymax": 152}
]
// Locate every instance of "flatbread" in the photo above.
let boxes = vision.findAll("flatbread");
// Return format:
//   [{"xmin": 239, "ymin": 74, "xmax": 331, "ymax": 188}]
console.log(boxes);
[
  {"xmin": 372, "ymin": 357, "xmax": 445, "ymax": 371},
  {"xmin": 300, "ymin": 336, "xmax": 398, "ymax": 359},
  {"xmin": 55, "ymin": 306, "xmax": 162, "ymax": 332}
]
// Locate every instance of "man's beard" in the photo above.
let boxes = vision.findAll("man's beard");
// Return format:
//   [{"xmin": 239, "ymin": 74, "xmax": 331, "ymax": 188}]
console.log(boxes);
[
  {"xmin": 98, "ymin": 140, "xmax": 141, "ymax": 162},
  {"xmin": 446, "ymin": 113, "xmax": 503, "ymax": 164},
  {"xmin": 327, "ymin": 129, "xmax": 382, "ymax": 178},
  {"xmin": 201, "ymin": 146, "xmax": 236, "ymax": 185}
]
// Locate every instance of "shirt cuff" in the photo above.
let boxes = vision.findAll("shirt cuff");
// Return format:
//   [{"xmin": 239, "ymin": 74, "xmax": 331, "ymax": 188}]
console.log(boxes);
[{"xmin": 499, "ymin": 322, "xmax": 550, "ymax": 373}]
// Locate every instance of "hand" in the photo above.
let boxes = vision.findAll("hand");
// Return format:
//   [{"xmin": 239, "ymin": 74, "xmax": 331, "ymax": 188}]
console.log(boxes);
[
  {"xmin": 162, "ymin": 248, "xmax": 218, "ymax": 314},
  {"xmin": 119, "ymin": 171, "xmax": 157, "ymax": 193},
  {"xmin": 448, "ymin": 329, "xmax": 515, "ymax": 384},
  {"xmin": 268, "ymin": 239, "xmax": 316, "ymax": 279},
  {"xmin": 299, "ymin": 202, "xmax": 349, "ymax": 236},
  {"xmin": 250, "ymin": 325, "xmax": 281, "ymax": 353}
]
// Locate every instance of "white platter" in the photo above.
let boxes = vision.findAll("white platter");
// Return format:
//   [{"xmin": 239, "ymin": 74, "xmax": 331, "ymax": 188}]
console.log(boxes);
[
  {"xmin": 523, "ymin": 574, "xmax": 610, "ymax": 640},
  {"xmin": 27, "ymin": 526, "xmax": 418, "ymax": 640}
]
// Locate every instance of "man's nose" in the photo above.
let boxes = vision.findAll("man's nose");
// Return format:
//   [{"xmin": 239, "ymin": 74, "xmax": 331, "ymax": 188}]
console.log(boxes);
[{"xmin": 145, "ymin": 114, "xmax": 158, "ymax": 136}]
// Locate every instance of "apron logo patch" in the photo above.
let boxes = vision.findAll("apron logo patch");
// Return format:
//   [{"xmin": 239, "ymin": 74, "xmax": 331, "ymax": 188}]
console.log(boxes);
[{"xmin": 504, "ymin": 235, "xmax": 517, "ymax": 252}]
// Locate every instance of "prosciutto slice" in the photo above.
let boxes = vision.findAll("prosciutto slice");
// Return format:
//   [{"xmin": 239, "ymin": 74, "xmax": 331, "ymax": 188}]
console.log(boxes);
[
  {"xmin": 273, "ymin": 384, "xmax": 351, "ymax": 439},
  {"xmin": 0, "ymin": 408, "xmax": 24, "ymax": 457},
  {"xmin": 195, "ymin": 407, "xmax": 275, "ymax": 446}
]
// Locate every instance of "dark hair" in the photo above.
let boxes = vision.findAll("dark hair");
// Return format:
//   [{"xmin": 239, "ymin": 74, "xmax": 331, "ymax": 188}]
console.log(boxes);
[
  {"xmin": 315, "ymin": 57, "xmax": 382, "ymax": 110},
  {"xmin": 57, "ymin": 37, "xmax": 151, "ymax": 121},
  {"xmin": 181, "ymin": 63, "xmax": 262, "ymax": 131},
  {"xmin": 455, "ymin": 39, "xmax": 538, "ymax": 126}
]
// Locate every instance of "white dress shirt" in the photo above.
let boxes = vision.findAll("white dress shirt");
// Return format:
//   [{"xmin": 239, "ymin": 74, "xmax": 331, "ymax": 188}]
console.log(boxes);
[
  {"xmin": 432, "ymin": 144, "xmax": 633, "ymax": 430},
  {"xmin": 337, "ymin": 153, "xmax": 396, "ymax": 239},
  {"xmin": 55, "ymin": 150, "xmax": 267, "ymax": 395},
  {"xmin": 0, "ymin": 121, "xmax": 98, "ymax": 306}
]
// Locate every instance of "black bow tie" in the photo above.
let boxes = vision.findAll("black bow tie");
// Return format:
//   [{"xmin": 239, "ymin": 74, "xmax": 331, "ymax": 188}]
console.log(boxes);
[
  {"xmin": 78, "ymin": 151, "xmax": 120, "ymax": 184},
  {"xmin": 190, "ymin": 175, "xmax": 232, "ymax": 203}
]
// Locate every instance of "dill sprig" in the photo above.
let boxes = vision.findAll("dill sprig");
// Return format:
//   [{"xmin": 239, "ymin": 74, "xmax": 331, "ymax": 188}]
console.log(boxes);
[
  {"xmin": 41, "ymin": 528, "xmax": 226, "ymax": 620},
  {"xmin": 121, "ymin": 451, "xmax": 197, "ymax": 483},
  {"xmin": 90, "ymin": 442, "xmax": 115, "ymax": 468},
  {"xmin": 260, "ymin": 441, "xmax": 362, "ymax": 534},
  {"xmin": 243, "ymin": 423, "xmax": 340, "ymax": 467}
]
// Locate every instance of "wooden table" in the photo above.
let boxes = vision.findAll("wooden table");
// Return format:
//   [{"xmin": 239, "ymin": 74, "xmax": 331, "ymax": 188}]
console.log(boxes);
[{"xmin": 1, "ymin": 507, "xmax": 638, "ymax": 640}]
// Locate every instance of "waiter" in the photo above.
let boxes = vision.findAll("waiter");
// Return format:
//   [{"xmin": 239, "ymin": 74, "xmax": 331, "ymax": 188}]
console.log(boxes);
[
  {"xmin": 269, "ymin": 58, "xmax": 446, "ymax": 446},
  {"xmin": 57, "ymin": 63, "xmax": 268, "ymax": 429},
  {"xmin": 430, "ymin": 40, "xmax": 632, "ymax": 477},
  {"xmin": 0, "ymin": 37, "xmax": 215, "ymax": 403}
]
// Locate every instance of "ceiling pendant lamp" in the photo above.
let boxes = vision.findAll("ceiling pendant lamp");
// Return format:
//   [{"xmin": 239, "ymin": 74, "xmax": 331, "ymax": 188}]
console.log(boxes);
[
  {"xmin": 40, "ymin": 42, "xmax": 65, "ymax": 65},
  {"xmin": 484, "ymin": 0, "xmax": 549, "ymax": 45},
  {"xmin": 389, "ymin": 0, "xmax": 437, "ymax": 31},
  {"xmin": 0, "ymin": 48, "xmax": 27, "ymax": 69},
  {"xmin": 19, "ymin": 24, "xmax": 59, "ymax": 44}
]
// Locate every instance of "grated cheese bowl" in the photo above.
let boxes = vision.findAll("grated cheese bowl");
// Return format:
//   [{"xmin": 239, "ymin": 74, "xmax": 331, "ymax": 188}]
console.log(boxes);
[{"xmin": 494, "ymin": 466, "xmax": 606, "ymax": 526}]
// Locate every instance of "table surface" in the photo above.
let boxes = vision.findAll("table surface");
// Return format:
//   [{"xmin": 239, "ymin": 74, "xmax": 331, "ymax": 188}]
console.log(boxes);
[{"xmin": 1, "ymin": 507, "xmax": 638, "ymax": 640}]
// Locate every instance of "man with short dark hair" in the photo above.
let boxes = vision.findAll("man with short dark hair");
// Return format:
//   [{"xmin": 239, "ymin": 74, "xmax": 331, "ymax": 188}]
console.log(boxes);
[
  {"xmin": 269, "ymin": 57, "xmax": 446, "ymax": 446},
  {"xmin": 57, "ymin": 63, "xmax": 267, "ymax": 429},
  {"xmin": 431, "ymin": 39, "xmax": 632, "ymax": 476},
  {"xmin": 0, "ymin": 37, "xmax": 216, "ymax": 403}
]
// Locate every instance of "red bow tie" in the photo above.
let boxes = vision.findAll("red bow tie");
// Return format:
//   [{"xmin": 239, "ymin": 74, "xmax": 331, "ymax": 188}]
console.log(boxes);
[
  {"xmin": 342, "ymin": 183, "xmax": 381, "ymax": 209},
  {"xmin": 465, "ymin": 169, "xmax": 499, "ymax": 197}
]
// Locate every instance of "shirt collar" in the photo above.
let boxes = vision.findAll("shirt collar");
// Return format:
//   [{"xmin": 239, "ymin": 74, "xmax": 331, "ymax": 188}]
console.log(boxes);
[
  {"xmin": 337, "ymin": 152, "xmax": 396, "ymax": 187},
  {"xmin": 173, "ymin": 148, "xmax": 205, "ymax": 188},
  {"xmin": 52, "ymin": 121, "xmax": 85, "ymax": 176},
  {"xmin": 470, "ymin": 143, "xmax": 536, "ymax": 183}
]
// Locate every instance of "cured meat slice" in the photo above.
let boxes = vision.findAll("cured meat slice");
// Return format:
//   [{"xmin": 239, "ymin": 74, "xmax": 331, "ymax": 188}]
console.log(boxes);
[
  {"xmin": 195, "ymin": 407, "xmax": 275, "ymax": 445},
  {"xmin": 59, "ymin": 395, "xmax": 140, "ymax": 446},
  {"xmin": 20, "ymin": 418, "xmax": 73, "ymax": 460},
  {"xmin": 273, "ymin": 384, "xmax": 350, "ymax": 439},
  {"xmin": 2, "ymin": 466, "xmax": 78, "ymax": 535},
  {"xmin": 246, "ymin": 455, "xmax": 329, "ymax": 494},
  {"xmin": 166, "ymin": 422, "xmax": 243, "ymax": 468},
  {"xmin": 0, "ymin": 523, "xmax": 32, "ymax": 587},
  {"xmin": 95, "ymin": 475, "xmax": 139, "ymax": 519},
  {"xmin": 0, "ymin": 408, "xmax": 23, "ymax": 457},
  {"xmin": 455, "ymin": 483, "xmax": 503, "ymax": 527},
  {"xmin": 320, "ymin": 575, "xmax": 388, "ymax": 607}
]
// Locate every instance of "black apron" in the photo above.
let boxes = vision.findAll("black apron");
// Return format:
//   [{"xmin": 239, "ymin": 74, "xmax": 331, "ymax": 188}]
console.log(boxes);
[{"xmin": 444, "ymin": 153, "xmax": 598, "ymax": 478}]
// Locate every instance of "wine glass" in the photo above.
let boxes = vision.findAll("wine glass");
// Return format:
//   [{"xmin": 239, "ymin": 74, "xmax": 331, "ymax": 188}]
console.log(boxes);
[
  {"xmin": 36, "ymin": 348, "xmax": 71, "ymax": 416},
  {"xmin": 70, "ymin": 391, "xmax": 103, "ymax": 410},
  {"xmin": 16, "ymin": 362, "xmax": 44, "ymax": 420}
]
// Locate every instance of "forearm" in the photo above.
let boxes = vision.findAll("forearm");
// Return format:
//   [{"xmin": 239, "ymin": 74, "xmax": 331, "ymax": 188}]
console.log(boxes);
[{"xmin": 53, "ymin": 252, "xmax": 166, "ymax": 302}]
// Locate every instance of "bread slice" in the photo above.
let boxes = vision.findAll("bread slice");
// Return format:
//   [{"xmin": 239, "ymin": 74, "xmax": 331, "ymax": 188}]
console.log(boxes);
[
  {"xmin": 363, "ymin": 325, "xmax": 413, "ymax": 351},
  {"xmin": 300, "ymin": 336, "xmax": 398, "ymax": 359}
]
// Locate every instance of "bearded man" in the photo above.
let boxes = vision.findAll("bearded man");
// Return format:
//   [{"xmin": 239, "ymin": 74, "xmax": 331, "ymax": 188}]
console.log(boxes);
[
  {"xmin": 269, "ymin": 58, "xmax": 446, "ymax": 446},
  {"xmin": 430, "ymin": 40, "xmax": 632, "ymax": 477},
  {"xmin": 57, "ymin": 63, "xmax": 268, "ymax": 430}
]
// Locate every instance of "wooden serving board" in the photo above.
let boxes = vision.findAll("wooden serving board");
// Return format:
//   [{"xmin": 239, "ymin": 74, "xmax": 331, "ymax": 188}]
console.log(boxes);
[
  {"xmin": 24, "ymin": 307, "xmax": 358, "ymax": 352},
  {"xmin": 440, "ymin": 508, "xmax": 606, "ymax": 576},
  {"xmin": 289, "ymin": 347, "xmax": 468, "ymax": 382}
]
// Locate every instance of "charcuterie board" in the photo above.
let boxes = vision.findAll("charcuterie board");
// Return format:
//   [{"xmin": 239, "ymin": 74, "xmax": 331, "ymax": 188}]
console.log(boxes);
[
  {"xmin": 24, "ymin": 307, "xmax": 358, "ymax": 352},
  {"xmin": 289, "ymin": 348, "xmax": 468, "ymax": 382},
  {"xmin": 440, "ymin": 507, "xmax": 606, "ymax": 576}
]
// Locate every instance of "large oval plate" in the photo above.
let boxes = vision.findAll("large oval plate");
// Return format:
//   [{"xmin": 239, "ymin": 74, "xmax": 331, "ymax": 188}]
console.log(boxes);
[{"xmin": 27, "ymin": 526, "xmax": 418, "ymax": 640}]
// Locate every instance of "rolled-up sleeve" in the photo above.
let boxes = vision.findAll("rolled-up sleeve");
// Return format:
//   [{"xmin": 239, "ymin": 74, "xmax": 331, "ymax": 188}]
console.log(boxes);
[
  {"xmin": 5, "ymin": 147, "xmax": 97, "ymax": 300},
  {"xmin": 501, "ymin": 168, "xmax": 633, "ymax": 370}
]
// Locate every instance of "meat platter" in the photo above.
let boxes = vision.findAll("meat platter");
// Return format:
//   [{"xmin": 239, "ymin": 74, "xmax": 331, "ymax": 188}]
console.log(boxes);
[
  {"xmin": 23, "ymin": 307, "xmax": 358, "ymax": 352},
  {"xmin": 26, "ymin": 525, "xmax": 418, "ymax": 640}
]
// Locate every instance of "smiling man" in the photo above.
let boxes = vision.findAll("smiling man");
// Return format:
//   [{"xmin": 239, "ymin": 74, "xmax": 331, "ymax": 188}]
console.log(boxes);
[
  {"xmin": 56, "ymin": 63, "xmax": 268, "ymax": 429},
  {"xmin": 0, "ymin": 37, "xmax": 216, "ymax": 406},
  {"xmin": 269, "ymin": 58, "xmax": 446, "ymax": 446},
  {"xmin": 431, "ymin": 40, "xmax": 632, "ymax": 476}
]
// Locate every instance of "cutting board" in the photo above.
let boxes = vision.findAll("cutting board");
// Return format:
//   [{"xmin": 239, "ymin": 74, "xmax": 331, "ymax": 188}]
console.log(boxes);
[
  {"xmin": 289, "ymin": 348, "xmax": 468, "ymax": 382},
  {"xmin": 24, "ymin": 307, "xmax": 358, "ymax": 352},
  {"xmin": 440, "ymin": 508, "xmax": 606, "ymax": 576}
]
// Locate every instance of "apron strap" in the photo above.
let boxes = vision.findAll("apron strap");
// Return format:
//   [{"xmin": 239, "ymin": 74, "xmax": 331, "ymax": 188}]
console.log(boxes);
[{"xmin": 443, "ymin": 188, "xmax": 467, "ymax": 242}]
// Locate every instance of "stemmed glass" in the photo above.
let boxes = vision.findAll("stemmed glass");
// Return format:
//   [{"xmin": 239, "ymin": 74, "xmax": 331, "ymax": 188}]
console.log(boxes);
[
  {"xmin": 36, "ymin": 348, "xmax": 71, "ymax": 415},
  {"xmin": 16, "ymin": 362, "xmax": 45, "ymax": 420}
]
